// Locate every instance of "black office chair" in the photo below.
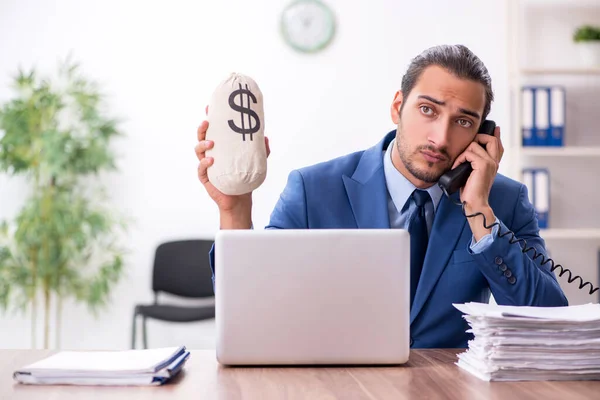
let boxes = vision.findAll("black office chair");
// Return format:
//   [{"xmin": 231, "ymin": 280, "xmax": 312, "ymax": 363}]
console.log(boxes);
[{"xmin": 132, "ymin": 239, "xmax": 215, "ymax": 349}]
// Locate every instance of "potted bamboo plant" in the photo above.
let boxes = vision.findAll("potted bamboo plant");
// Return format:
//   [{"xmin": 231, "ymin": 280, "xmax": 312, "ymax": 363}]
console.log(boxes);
[
  {"xmin": 0, "ymin": 57, "xmax": 129, "ymax": 349},
  {"xmin": 573, "ymin": 25, "xmax": 600, "ymax": 66}
]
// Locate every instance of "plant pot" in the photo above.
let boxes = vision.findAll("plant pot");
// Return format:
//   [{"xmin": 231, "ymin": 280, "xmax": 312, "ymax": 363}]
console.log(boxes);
[{"xmin": 576, "ymin": 42, "xmax": 600, "ymax": 67}]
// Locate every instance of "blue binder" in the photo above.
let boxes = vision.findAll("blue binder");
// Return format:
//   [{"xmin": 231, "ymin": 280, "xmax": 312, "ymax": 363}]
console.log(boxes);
[
  {"xmin": 521, "ymin": 87, "xmax": 535, "ymax": 146},
  {"xmin": 522, "ymin": 168, "xmax": 550, "ymax": 229},
  {"xmin": 549, "ymin": 86, "xmax": 565, "ymax": 147},
  {"xmin": 522, "ymin": 86, "xmax": 565, "ymax": 147},
  {"xmin": 534, "ymin": 87, "xmax": 551, "ymax": 146}
]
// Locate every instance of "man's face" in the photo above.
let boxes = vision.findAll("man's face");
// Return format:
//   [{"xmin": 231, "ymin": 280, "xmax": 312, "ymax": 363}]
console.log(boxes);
[{"xmin": 390, "ymin": 65, "xmax": 487, "ymax": 187}]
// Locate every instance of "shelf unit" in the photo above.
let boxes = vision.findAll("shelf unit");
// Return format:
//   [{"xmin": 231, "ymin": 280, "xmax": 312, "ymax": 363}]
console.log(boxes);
[
  {"xmin": 520, "ymin": 147, "xmax": 600, "ymax": 157},
  {"xmin": 540, "ymin": 229, "xmax": 600, "ymax": 240},
  {"xmin": 520, "ymin": 68, "xmax": 600, "ymax": 75},
  {"xmin": 523, "ymin": 0, "xmax": 600, "ymax": 6},
  {"xmin": 507, "ymin": 0, "xmax": 600, "ymax": 304}
]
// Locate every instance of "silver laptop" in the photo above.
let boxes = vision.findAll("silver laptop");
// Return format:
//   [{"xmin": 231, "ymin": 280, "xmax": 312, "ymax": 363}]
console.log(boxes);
[{"xmin": 214, "ymin": 229, "xmax": 410, "ymax": 366}]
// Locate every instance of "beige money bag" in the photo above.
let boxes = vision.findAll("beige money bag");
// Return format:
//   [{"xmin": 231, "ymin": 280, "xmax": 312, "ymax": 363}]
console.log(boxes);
[{"xmin": 205, "ymin": 73, "xmax": 267, "ymax": 195}]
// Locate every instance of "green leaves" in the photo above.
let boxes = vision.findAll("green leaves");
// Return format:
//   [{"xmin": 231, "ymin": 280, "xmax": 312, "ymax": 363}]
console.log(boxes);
[
  {"xmin": 0, "ymin": 57, "xmax": 128, "ymax": 322},
  {"xmin": 0, "ymin": 57, "xmax": 122, "ymax": 180},
  {"xmin": 574, "ymin": 25, "xmax": 600, "ymax": 42},
  {"xmin": 83, "ymin": 253, "xmax": 125, "ymax": 316}
]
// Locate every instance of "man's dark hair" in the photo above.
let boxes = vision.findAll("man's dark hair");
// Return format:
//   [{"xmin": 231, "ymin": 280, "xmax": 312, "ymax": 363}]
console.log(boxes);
[{"xmin": 400, "ymin": 44, "xmax": 494, "ymax": 122}]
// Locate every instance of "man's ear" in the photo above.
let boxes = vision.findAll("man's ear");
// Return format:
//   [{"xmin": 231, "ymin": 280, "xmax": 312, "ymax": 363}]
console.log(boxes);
[{"xmin": 390, "ymin": 90, "xmax": 404, "ymax": 124}]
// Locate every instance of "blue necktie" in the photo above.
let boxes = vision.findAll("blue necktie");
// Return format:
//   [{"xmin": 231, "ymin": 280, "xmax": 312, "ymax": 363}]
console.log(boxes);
[{"xmin": 408, "ymin": 189, "xmax": 431, "ymax": 308}]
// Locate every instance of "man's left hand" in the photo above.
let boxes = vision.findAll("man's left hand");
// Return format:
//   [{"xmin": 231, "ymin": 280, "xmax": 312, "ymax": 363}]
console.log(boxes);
[{"xmin": 451, "ymin": 125, "xmax": 504, "ymax": 240}]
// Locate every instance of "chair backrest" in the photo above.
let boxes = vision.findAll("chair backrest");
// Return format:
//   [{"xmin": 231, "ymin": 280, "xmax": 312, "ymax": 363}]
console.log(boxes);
[{"xmin": 152, "ymin": 239, "xmax": 214, "ymax": 298}]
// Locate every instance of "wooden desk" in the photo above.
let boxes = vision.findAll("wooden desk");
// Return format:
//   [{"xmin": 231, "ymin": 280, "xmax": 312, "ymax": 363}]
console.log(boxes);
[{"xmin": 1, "ymin": 349, "xmax": 598, "ymax": 399}]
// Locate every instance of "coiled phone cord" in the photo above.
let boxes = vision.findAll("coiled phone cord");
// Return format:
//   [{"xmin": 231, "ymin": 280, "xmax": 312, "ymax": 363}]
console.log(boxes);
[{"xmin": 454, "ymin": 198, "xmax": 599, "ymax": 296}]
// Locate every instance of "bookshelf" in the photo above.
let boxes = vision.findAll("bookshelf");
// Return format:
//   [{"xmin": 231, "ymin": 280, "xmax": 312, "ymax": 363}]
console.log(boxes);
[
  {"xmin": 541, "ymin": 229, "xmax": 600, "ymax": 240},
  {"xmin": 523, "ymin": 0, "xmax": 600, "ymax": 6},
  {"xmin": 520, "ymin": 68, "xmax": 600, "ymax": 75},
  {"xmin": 507, "ymin": 0, "xmax": 600, "ymax": 305},
  {"xmin": 520, "ymin": 147, "xmax": 600, "ymax": 157}
]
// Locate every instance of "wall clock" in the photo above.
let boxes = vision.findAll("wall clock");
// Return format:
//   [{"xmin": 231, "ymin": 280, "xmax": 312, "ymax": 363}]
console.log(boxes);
[{"xmin": 280, "ymin": 0, "xmax": 336, "ymax": 53}]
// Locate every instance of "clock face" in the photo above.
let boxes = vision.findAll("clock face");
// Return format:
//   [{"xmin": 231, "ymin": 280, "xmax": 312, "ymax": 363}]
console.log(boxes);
[{"xmin": 281, "ymin": 0, "xmax": 336, "ymax": 53}]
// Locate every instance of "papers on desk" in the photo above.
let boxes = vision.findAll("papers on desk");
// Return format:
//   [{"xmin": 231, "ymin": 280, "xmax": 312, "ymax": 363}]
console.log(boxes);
[
  {"xmin": 13, "ymin": 346, "xmax": 190, "ymax": 386},
  {"xmin": 453, "ymin": 302, "xmax": 600, "ymax": 382}
]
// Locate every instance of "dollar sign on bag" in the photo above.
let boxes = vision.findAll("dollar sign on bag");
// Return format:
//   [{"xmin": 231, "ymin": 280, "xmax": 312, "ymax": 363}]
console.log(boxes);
[{"xmin": 228, "ymin": 83, "xmax": 260, "ymax": 141}]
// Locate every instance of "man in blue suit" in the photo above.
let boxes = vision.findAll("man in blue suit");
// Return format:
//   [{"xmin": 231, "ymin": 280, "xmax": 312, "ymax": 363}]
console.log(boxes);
[{"xmin": 195, "ymin": 44, "xmax": 568, "ymax": 348}]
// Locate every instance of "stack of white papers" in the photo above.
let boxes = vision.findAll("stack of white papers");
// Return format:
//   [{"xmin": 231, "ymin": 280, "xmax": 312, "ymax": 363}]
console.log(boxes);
[
  {"xmin": 453, "ymin": 302, "xmax": 600, "ymax": 382},
  {"xmin": 14, "ymin": 346, "xmax": 190, "ymax": 386}
]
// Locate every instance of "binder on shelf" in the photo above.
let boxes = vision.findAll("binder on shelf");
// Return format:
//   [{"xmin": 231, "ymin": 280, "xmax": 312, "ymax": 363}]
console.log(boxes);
[
  {"xmin": 549, "ymin": 86, "xmax": 565, "ymax": 147},
  {"xmin": 534, "ymin": 88, "xmax": 550, "ymax": 146},
  {"xmin": 522, "ymin": 168, "xmax": 534, "ymax": 204},
  {"xmin": 522, "ymin": 168, "xmax": 550, "ymax": 229},
  {"xmin": 521, "ymin": 87, "xmax": 535, "ymax": 146},
  {"xmin": 535, "ymin": 168, "xmax": 550, "ymax": 229},
  {"xmin": 521, "ymin": 86, "xmax": 566, "ymax": 147}
]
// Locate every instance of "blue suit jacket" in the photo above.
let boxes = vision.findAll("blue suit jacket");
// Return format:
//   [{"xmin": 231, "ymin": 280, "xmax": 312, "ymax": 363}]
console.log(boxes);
[{"xmin": 209, "ymin": 131, "xmax": 568, "ymax": 348}]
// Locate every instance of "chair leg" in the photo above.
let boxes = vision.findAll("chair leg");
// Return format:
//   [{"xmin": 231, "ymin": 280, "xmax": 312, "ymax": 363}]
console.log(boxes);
[
  {"xmin": 131, "ymin": 311, "xmax": 137, "ymax": 349},
  {"xmin": 142, "ymin": 316, "xmax": 148, "ymax": 349}
]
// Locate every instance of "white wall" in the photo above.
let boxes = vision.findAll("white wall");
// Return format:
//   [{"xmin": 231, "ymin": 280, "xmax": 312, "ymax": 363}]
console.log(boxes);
[{"xmin": 0, "ymin": 0, "xmax": 510, "ymax": 350}]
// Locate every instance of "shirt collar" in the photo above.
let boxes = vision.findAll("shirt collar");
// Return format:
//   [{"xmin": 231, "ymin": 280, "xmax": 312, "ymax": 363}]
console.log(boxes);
[{"xmin": 383, "ymin": 139, "xmax": 444, "ymax": 214}]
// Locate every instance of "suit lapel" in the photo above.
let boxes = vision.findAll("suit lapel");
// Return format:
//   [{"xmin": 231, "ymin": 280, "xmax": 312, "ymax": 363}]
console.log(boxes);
[
  {"xmin": 342, "ymin": 131, "xmax": 395, "ymax": 229},
  {"xmin": 410, "ymin": 191, "xmax": 467, "ymax": 324},
  {"xmin": 342, "ymin": 174, "xmax": 390, "ymax": 229}
]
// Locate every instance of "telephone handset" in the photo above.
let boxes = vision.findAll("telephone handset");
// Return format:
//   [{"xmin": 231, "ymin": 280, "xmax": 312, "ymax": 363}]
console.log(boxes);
[
  {"xmin": 437, "ymin": 119, "xmax": 598, "ymax": 296},
  {"xmin": 438, "ymin": 119, "xmax": 496, "ymax": 198}
]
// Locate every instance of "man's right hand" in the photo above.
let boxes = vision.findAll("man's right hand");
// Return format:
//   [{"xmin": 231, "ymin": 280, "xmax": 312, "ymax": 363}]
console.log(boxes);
[{"xmin": 195, "ymin": 106, "xmax": 270, "ymax": 229}]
